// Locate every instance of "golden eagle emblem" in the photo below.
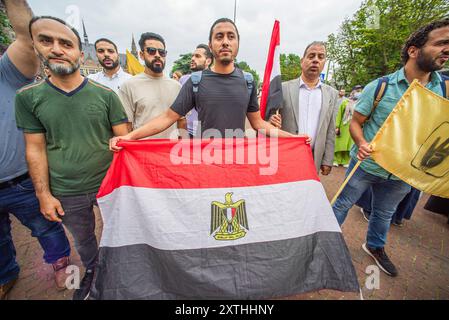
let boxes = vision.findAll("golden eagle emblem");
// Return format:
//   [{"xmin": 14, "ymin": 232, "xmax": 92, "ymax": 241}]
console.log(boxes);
[{"xmin": 211, "ymin": 193, "xmax": 249, "ymax": 241}]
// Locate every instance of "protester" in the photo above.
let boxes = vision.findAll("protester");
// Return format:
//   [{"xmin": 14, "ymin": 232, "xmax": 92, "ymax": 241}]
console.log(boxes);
[
  {"xmin": 109, "ymin": 18, "xmax": 298, "ymax": 149},
  {"xmin": 178, "ymin": 44, "xmax": 214, "ymax": 138},
  {"xmin": 15, "ymin": 16, "xmax": 129, "ymax": 300},
  {"xmin": 118, "ymin": 32, "xmax": 181, "ymax": 137},
  {"xmin": 0, "ymin": 1, "xmax": 71, "ymax": 300},
  {"xmin": 334, "ymin": 86, "xmax": 361, "ymax": 167},
  {"xmin": 424, "ymin": 196, "xmax": 449, "ymax": 224},
  {"xmin": 332, "ymin": 19, "xmax": 449, "ymax": 277},
  {"xmin": 269, "ymin": 41, "xmax": 339, "ymax": 174},
  {"xmin": 172, "ymin": 70, "xmax": 182, "ymax": 82},
  {"xmin": 88, "ymin": 38, "xmax": 132, "ymax": 93}
]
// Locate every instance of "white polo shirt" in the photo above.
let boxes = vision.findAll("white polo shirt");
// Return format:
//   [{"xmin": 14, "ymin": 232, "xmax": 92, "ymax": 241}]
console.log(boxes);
[
  {"xmin": 298, "ymin": 78, "xmax": 322, "ymax": 147},
  {"xmin": 88, "ymin": 67, "xmax": 133, "ymax": 94}
]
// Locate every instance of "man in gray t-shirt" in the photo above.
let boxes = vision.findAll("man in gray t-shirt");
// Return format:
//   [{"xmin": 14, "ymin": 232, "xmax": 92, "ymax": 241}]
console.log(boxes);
[{"xmin": 0, "ymin": 0, "xmax": 70, "ymax": 298}]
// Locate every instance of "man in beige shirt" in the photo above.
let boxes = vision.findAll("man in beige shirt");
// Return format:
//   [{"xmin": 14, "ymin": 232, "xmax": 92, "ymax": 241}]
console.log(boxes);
[{"xmin": 119, "ymin": 32, "xmax": 181, "ymax": 139}]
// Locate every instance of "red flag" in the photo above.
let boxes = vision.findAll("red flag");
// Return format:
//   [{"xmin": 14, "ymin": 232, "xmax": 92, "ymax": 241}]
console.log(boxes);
[{"xmin": 260, "ymin": 20, "xmax": 282, "ymax": 120}]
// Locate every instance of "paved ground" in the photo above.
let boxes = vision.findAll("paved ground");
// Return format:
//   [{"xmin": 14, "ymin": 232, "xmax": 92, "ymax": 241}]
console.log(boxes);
[{"xmin": 5, "ymin": 166, "xmax": 449, "ymax": 300}]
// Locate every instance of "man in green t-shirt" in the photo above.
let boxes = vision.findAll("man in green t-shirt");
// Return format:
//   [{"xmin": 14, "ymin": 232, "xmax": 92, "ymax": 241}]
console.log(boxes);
[{"xmin": 15, "ymin": 16, "xmax": 128, "ymax": 300}]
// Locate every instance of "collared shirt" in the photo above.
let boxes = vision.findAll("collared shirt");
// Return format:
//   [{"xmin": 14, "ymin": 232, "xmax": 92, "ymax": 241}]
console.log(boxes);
[
  {"xmin": 298, "ymin": 78, "xmax": 322, "ymax": 147},
  {"xmin": 88, "ymin": 67, "xmax": 133, "ymax": 94},
  {"xmin": 351, "ymin": 67, "xmax": 443, "ymax": 179}
]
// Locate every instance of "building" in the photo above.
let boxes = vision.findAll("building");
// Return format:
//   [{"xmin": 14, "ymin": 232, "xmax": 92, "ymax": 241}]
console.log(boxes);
[{"xmin": 80, "ymin": 20, "xmax": 129, "ymax": 76}]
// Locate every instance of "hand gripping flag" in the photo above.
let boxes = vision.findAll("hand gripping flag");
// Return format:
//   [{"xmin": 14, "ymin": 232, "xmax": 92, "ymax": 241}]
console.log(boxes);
[
  {"xmin": 260, "ymin": 20, "xmax": 283, "ymax": 120},
  {"xmin": 370, "ymin": 80, "xmax": 449, "ymax": 198},
  {"xmin": 126, "ymin": 49, "xmax": 144, "ymax": 76},
  {"xmin": 90, "ymin": 138, "xmax": 359, "ymax": 299}
]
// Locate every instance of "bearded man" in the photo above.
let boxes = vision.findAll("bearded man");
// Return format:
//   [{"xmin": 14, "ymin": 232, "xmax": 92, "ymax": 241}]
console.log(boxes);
[
  {"xmin": 118, "ymin": 32, "xmax": 181, "ymax": 138},
  {"xmin": 88, "ymin": 38, "xmax": 132, "ymax": 93},
  {"xmin": 15, "ymin": 16, "xmax": 129, "ymax": 300}
]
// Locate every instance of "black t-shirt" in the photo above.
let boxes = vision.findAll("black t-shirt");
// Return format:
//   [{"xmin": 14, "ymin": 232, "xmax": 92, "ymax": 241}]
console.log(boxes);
[{"xmin": 171, "ymin": 68, "xmax": 259, "ymax": 137}]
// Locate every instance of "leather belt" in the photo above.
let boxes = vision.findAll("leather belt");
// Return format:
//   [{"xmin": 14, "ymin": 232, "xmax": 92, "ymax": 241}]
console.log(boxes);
[{"xmin": 0, "ymin": 173, "xmax": 30, "ymax": 190}]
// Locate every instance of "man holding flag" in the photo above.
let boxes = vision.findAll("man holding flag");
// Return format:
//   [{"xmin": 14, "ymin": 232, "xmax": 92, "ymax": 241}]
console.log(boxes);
[
  {"xmin": 332, "ymin": 19, "xmax": 449, "ymax": 277},
  {"xmin": 110, "ymin": 18, "xmax": 296, "ymax": 145}
]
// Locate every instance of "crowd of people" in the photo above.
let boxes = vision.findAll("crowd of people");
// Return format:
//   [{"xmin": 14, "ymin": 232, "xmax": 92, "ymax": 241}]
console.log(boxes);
[{"xmin": 1, "ymin": 0, "xmax": 448, "ymax": 300}]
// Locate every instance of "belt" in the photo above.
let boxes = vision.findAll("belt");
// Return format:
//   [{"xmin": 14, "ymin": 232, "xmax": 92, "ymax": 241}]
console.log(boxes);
[{"xmin": 0, "ymin": 173, "xmax": 30, "ymax": 190}]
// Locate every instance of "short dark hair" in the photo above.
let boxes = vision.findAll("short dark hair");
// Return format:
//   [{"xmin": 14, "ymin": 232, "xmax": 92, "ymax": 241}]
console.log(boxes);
[
  {"xmin": 196, "ymin": 43, "xmax": 214, "ymax": 63},
  {"xmin": 138, "ymin": 32, "xmax": 165, "ymax": 51},
  {"xmin": 29, "ymin": 16, "xmax": 82, "ymax": 50},
  {"xmin": 94, "ymin": 38, "xmax": 118, "ymax": 52},
  {"xmin": 208, "ymin": 18, "xmax": 240, "ymax": 43},
  {"xmin": 401, "ymin": 19, "xmax": 449, "ymax": 65},
  {"xmin": 303, "ymin": 41, "xmax": 326, "ymax": 58}
]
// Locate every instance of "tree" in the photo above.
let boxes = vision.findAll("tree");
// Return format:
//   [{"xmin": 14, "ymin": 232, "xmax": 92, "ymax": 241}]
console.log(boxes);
[
  {"xmin": 171, "ymin": 53, "xmax": 192, "ymax": 76},
  {"xmin": 280, "ymin": 53, "xmax": 301, "ymax": 82},
  {"xmin": 236, "ymin": 60, "xmax": 260, "ymax": 87},
  {"xmin": 0, "ymin": 3, "xmax": 12, "ymax": 53},
  {"xmin": 327, "ymin": 0, "xmax": 449, "ymax": 91}
]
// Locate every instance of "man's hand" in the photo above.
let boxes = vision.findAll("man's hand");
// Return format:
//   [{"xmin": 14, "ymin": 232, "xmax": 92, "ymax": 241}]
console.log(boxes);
[
  {"xmin": 300, "ymin": 135, "xmax": 312, "ymax": 145},
  {"xmin": 38, "ymin": 193, "xmax": 64, "ymax": 223},
  {"xmin": 109, "ymin": 134, "xmax": 133, "ymax": 152},
  {"xmin": 357, "ymin": 142, "xmax": 373, "ymax": 161},
  {"xmin": 269, "ymin": 114, "xmax": 282, "ymax": 129},
  {"xmin": 335, "ymin": 128, "xmax": 341, "ymax": 137},
  {"xmin": 321, "ymin": 165, "xmax": 332, "ymax": 176}
]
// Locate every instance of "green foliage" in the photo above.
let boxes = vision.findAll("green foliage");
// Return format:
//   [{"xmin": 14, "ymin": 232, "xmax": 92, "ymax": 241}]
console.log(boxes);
[
  {"xmin": 327, "ymin": 0, "xmax": 449, "ymax": 90},
  {"xmin": 236, "ymin": 60, "xmax": 260, "ymax": 86},
  {"xmin": 280, "ymin": 53, "xmax": 301, "ymax": 81},
  {"xmin": 0, "ymin": 6, "xmax": 12, "ymax": 48},
  {"xmin": 171, "ymin": 53, "xmax": 193, "ymax": 76}
]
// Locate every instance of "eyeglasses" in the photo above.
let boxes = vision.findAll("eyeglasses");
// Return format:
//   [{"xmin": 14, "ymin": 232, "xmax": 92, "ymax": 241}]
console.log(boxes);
[{"xmin": 145, "ymin": 47, "xmax": 167, "ymax": 57}]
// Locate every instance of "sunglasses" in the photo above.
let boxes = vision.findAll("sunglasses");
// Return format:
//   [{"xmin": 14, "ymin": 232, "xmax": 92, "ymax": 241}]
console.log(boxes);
[{"xmin": 145, "ymin": 47, "xmax": 167, "ymax": 57}]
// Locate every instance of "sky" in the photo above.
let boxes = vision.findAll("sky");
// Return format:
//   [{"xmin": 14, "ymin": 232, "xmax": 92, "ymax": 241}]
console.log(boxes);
[{"xmin": 28, "ymin": 0, "xmax": 363, "ymax": 77}]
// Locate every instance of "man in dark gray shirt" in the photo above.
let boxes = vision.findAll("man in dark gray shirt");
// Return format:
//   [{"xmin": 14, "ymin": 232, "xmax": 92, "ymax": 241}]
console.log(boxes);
[
  {"xmin": 0, "ymin": 0, "xmax": 70, "ymax": 299},
  {"xmin": 110, "ymin": 18, "xmax": 297, "ymax": 149}
]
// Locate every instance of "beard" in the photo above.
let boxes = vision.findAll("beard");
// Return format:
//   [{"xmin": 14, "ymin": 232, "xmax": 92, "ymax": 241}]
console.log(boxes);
[
  {"xmin": 145, "ymin": 58, "xmax": 165, "ymax": 74},
  {"xmin": 417, "ymin": 51, "xmax": 443, "ymax": 73},
  {"xmin": 100, "ymin": 58, "xmax": 119, "ymax": 70},
  {"xmin": 40, "ymin": 53, "xmax": 80, "ymax": 76},
  {"xmin": 191, "ymin": 63, "xmax": 206, "ymax": 72}
]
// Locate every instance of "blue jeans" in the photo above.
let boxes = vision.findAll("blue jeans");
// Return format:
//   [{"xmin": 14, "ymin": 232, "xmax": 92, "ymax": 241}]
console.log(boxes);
[
  {"xmin": 0, "ymin": 177, "xmax": 71, "ymax": 285},
  {"xmin": 356, "ymin": 187, "xmax": 420, "ymax": 223},
  {"xmin": 332, "ymin": 159, "xmax": 411, "ymax": 249}
]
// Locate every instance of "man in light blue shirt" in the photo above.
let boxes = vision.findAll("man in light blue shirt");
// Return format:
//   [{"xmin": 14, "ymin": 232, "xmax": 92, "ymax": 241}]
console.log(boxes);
[{"xmin": 332, "ymin": 19, "xmax": 449, "ymax": 278}]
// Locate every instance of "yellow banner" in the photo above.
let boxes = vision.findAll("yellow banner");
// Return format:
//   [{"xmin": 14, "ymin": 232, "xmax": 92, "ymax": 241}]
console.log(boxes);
[
  {"xmin": 371, "ymin": 80, "xmax": 449, "ymax": 198},
  {"xmin": 126, "ymin": 49, "xmax": 144, "ymax": 76}
]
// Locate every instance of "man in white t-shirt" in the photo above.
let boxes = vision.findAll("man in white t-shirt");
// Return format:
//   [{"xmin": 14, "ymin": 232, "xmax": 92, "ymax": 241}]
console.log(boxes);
[
  {"xmin": 118, "ymin": 32, "xmax": 181, "ymax": 138},
  {"xmin": 88, "ymin": 38, "xmax": 132, "ymax": 94}
]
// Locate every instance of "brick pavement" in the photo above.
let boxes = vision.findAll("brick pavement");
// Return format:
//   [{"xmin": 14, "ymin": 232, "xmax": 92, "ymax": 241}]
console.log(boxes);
[{"xmin": 5, "ymin": 166, "xmax": 449, "ymax": 300}]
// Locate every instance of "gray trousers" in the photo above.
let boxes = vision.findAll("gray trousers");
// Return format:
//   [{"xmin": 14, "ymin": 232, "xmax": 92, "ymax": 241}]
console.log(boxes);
[{"xmin": 57, "ymin": 193, "xmax": 98, "ymax": 270}]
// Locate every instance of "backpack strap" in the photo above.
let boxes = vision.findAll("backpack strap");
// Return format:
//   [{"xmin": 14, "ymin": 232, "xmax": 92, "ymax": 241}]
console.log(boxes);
[
  {"xmin": 440, "ymin": 74, "xmax": 449, "ymax": 99},
  {"xmin": 191, "ymin": 71, "xmax": 203, "ymax": 93},
  {"xmin": 243, "ymin": 71, "xmax": 254, "ymax": 97},
  {"xmin": 368, "ymin": 76, "xmax": 389, "ymax": 119}
]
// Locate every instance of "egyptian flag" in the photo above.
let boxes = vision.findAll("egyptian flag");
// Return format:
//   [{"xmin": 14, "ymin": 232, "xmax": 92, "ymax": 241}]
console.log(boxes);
[
  {"xmin": 260, "ymin": 20, "xmax": 283, "ymax": 120},
  {"xmin": 90, "ymin": 138, "xmax": 359, "ymax": 299}
]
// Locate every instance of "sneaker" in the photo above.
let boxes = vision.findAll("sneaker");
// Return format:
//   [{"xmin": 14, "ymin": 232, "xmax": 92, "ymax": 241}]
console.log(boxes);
[
  {"xmin": 362, "ymin": 243, "xmax": 398, "ymax": 277},
  {"xmin": 392, "ymin": 220, "xmax": 404, "ymax": 227},
  {"xmin": 52, "ymin": 256, "xmax": 70, "ymax": 291},
  {"xmin": 73, "ymin": 269, "xmax": 95, "ymax": 300},
  {"xmin": 0, "ymin": 276, "xmax": 18, "ymax": 300},
  {"xmin": 360, "ymin": 208, "xmax": 370, "ymax": 222}
]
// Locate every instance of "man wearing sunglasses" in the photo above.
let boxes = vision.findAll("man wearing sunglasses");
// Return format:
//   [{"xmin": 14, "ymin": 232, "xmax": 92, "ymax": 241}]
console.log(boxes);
[{"xmin": 118, "ymin": 32, "xmax": 181, "ymax": 138}]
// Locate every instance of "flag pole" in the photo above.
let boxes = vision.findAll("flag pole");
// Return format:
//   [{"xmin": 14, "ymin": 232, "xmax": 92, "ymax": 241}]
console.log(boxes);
[{"xmin": 330, "ymin": 160, "xmax": 362, "ymax": 206}]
